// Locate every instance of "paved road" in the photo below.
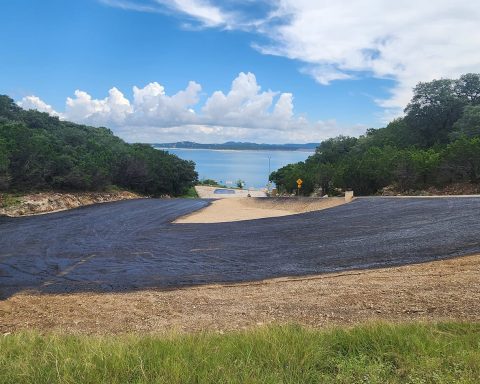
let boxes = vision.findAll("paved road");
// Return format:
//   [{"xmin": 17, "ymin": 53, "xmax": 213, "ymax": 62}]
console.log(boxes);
[{"xmin": 1, "ymin": 197, "xmax": 480, "ymax": 297}]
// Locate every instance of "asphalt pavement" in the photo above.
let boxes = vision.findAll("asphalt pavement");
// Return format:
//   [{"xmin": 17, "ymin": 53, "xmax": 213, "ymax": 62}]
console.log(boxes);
[{"xmin": 1, "ymin": 197, "xmax": 479, "ymax": 297}]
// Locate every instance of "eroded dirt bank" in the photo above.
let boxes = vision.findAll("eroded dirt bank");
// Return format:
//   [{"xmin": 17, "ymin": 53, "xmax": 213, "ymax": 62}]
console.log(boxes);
[
  {"xmin": 1, "ymin": 254, "xmax": 479, "ymax": 335},
  {"xmin": 0, "ymin": 191, "xmax": 143, "ymax": 217}
]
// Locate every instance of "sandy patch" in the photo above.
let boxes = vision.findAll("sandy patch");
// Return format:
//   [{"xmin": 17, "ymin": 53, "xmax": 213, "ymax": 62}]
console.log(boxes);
[
  {"xmin": 1, "ymin": 254, "xmax": 479, "ymax": 335},
  {"xmin": 175, "ymin": 197, "xmax": 346, "ymax": 223}
]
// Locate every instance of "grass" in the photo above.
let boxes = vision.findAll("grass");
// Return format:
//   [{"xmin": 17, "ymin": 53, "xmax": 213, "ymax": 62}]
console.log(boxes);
[
  {"xmin": 1, "ymin": 323, "xmax": 480, "ymax": 383},
  {"xmin": 0, "ymin": 193, "xmax": 21, "ymax": 208},
  {"xmin": 182, "ymin": 186, "xmax": 199, "ymax": 198}
]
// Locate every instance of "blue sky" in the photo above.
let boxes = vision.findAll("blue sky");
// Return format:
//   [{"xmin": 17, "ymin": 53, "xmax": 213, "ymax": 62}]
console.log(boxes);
[{"xmin": 1, "ymin": 0, "xmax": 479, "ymax": 143}]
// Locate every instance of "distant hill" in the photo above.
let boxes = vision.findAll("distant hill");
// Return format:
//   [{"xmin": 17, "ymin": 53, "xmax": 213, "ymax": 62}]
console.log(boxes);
[{"xmin": 152, "ymin": 141, "xmax": 319, "ymax": 151}]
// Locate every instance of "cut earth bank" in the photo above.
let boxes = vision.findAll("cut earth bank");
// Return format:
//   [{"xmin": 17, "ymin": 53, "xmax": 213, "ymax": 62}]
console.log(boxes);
[{"xmin": 0, "ymin": 191, "xmax": 143, "ymax": 217}]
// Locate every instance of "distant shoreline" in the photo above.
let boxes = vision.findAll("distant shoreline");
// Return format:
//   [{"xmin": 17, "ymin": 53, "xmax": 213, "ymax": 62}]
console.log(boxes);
[
  {"xmin": 151, "ymin": 141, "xmax": 319, "ymax": 152},
  {"xmin": 158, "ymin": 147, "xmax": 315, "ymax": 153}
]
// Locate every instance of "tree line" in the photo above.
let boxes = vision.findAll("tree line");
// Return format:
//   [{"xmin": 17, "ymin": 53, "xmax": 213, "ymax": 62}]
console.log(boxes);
[
  {"xmin": 0, "ymin": 96, "xmax": 197, "ymax": 196},
  {"xmin": 270, "ymin": 73, "xmax": 480, "ymax": 196}
]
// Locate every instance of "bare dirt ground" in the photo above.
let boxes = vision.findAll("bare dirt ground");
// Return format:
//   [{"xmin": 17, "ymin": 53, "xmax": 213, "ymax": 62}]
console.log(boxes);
[
  {"xmin": 1, "ymin": 254, "xmax": 479, "ymax": 335},
  {"xmin": 175, "ymin": 197, "xmax": 346, "ymax": 223},
  {"xmin": 0, "ymin": 191, "xmax": 143, "ymax": 217}
]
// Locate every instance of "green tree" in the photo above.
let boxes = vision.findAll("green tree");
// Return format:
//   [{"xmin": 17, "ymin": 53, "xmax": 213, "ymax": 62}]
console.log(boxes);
[
  {"xmin": 451, "ymin": 105, "xmax": 480, "ymax": 139},
  {"xmin": 404, "ymin": 79, "xmax": 465, "ymax": 146},
  {"xmin": 454, "ymin": 73, "xmax": 480, "ymax": 104},
  {"xmin": 0, "ymin": 95, "xmax": 198, "ymax": 196},
  {"xmin": 439, "ymin": 137, "xmax": 480, "ymax": 184},
  {"xmin": 0, "ymin": 137, "xmax": 10, "ymax": 190}
]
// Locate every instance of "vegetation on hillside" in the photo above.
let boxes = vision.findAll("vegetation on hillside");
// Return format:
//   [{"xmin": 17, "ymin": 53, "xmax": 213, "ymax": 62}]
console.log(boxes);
[
  {"xmin": 270, "ymin": 73, "xmax": 480, "ymax": 195},
  {"xmin": 0, "ymin": 96, "xmax": 197, "ymax": 196},
  {"xmin": 1, "ymin": 323, "xmax": 479, "ymax": 383}
]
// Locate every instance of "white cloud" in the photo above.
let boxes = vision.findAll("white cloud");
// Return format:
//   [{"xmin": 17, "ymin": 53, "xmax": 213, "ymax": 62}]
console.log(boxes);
[
  {"xmin": 166, "ymin": 0, "xmax": 226, "ymax": 27},
  {"xmin": 300, "ymin": 65, "xmax": 353, "ymax": 86},
  {"xmin": 130, "ymin": 81, "xmax": 201, "ymax": 126},
  {"xmin": 100, "ymin": 0, "xmax": 231, "ymax": 28},
  {"xmin": 65, "ymin": 87, "xmax": 132, "ymax": 126},
  {"xmin": 17, "ymin": 96, "xmax": 61, "ymax": 117},
  {"xmin": 18, "ymin": 72, "xmax": 364, "ymax": 143},
  {"xmin": 202, "ymin": 73, "xmax": 295, "ymax": 130},
  {"xmin": 253, "ymin": 1, "xmax": 480, "ymax": 117},
  {"xmin": 103, "ymin": 1, "xmax": 480, "ymax": 120}
]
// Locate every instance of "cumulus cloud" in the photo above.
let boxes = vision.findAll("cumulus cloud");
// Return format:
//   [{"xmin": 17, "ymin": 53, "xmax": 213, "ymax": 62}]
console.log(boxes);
[
  {"xmin": 65, "ymin": 87, "xmax": 132, "ymax": 126},
  {"xmin": 103, "ymin": 0, "xmax": 480, "ymax": 120},
  {"xmin": 18, "ymin": 72, "xmax": 362, "ymax": 143},
  {"xmin": 17, "ymin": 96, "xmax": 61, "ymax": 117},
  {"xmin": 202, "ymin": 72, "xmax": 281, "ymax": 129},
  {"xmin": 130, "ymin": 81, "xmax": 201, "ymax": 126}
]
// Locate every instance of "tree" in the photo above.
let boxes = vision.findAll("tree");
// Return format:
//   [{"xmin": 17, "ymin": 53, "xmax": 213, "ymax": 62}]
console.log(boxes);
[
  {"xmin": 0, "ymin": 95, "xmax": 198, "ymax": 196},
  {"xmin": 270, "ymin": 74, "xmax": 480, "ymax": 196},
  {"xmin": 454, "ymin": 73, "xmax": 480, "ymax": 104},
  {"xmin": 333, "ymin": 146, "xmax": 398, "ymax": 195},
  {"xmin": 311, "ymin": 136, "xmax": 358, "ymax": 164},
  {"xmin": 404, "ymin": 79, "xmax": 465, "ymax": 146},
  {"xmin": 439, "ymin": 137, "xmax": 480, "ymax": 184},
  {"xmin": 0, "ymin": 137, "xmax": 10, "ymax": 190},
  {"xmin": 451, "ymin": 105, "xmax": 480, "ymax": 139}
]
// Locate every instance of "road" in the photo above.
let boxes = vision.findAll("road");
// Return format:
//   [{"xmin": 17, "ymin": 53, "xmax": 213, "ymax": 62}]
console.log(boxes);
[{"xmin": 1, "ymin": 197, "xmax": 479, "ymax": 297}]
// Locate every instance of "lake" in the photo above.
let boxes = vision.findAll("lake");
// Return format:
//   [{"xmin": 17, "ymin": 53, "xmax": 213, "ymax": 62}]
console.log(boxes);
[{"xmin": 164, "ymin": 148, "xmax": 313, "ymax": 189}]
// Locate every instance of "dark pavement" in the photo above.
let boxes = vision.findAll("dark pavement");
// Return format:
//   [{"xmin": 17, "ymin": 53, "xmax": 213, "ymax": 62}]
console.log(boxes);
[{"xmin": 1, "ymin": 197, "xmax": 479, "ymax": 297}]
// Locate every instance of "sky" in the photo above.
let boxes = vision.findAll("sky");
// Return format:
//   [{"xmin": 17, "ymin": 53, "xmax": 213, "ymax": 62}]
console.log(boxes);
[{"xmin": 1, "ymin": 0, "xmax": 480, "ymax": 144}]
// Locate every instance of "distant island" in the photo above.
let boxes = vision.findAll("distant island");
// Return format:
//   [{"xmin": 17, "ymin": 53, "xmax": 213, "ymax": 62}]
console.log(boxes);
[{"xmin": 152, "ymin": 141, "xmax": 319, "ymax": 151}]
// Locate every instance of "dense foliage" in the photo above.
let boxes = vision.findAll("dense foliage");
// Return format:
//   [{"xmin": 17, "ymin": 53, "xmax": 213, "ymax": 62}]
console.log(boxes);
[
  {"xmin": 271, "ymin": 73, "xmax": 480, "ymax": 195},
  {"xmin": 0, "ymin": 96, "xmax": 197, "ymax": 196}
]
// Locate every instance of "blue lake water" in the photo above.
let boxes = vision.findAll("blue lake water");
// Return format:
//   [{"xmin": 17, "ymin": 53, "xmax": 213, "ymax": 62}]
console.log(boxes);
[{"xmin": 164, "ymin": 148, "xmax": 313, "ymax": 189}]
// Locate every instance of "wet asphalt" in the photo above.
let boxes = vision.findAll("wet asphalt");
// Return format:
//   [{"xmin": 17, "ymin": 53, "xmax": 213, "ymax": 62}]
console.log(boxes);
[{"xmin": 1, "ymin": 197, "xmax": 479, "ymax": 297}]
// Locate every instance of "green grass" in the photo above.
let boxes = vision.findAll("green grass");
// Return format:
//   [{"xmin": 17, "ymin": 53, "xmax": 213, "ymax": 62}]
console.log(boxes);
[
  {"xmin": 0, "ymin": 193, "xmax": 21, "ymax": 208},
  {"xmin": 182, "ymin": 186, "xmax": 199, "ymax": 198},
  {"xmin": 1, "ymin": 323, "xmax": 479, "ymax": 383}
]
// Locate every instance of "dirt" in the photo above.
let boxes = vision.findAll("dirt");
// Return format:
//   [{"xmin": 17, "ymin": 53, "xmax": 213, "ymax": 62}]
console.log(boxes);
[
  {"xmin": 0, "ymin": 191, "xmax": 144, "ymax": 217},
  {"xmin": 1, "ymin": 254, "xmax": 479, "ymax": 335},
  {"xmin": 175, "ymin": 197, "xmax": 346, "ymax": 223},
  {"xmin": 381, "ymin": 182, "xmax": 480, "ymax": 196}
]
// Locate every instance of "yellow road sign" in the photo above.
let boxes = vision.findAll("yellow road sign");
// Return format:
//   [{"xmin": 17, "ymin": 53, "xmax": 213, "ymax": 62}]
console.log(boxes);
[{"xmin": 296, "ymin": 178, "xmax": 303, "ymax": 185}]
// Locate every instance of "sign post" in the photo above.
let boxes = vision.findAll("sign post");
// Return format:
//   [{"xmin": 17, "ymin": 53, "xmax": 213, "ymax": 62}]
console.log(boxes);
[{"xmin": 296, "ymin": 178, "xmax": 303, "ymax": 196}]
